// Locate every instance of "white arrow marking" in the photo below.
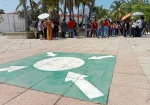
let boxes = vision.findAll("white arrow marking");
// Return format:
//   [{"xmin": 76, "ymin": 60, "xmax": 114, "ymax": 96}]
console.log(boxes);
[
  {"xmin": 47, "ymin": 52, "xmax": 57, "ymax": 57},
  {"xmin": 65, "ymin": 72, "xmax": 104, "ymax": 99},
  {"xmin": 0, "ymin": 66, "xmax": 28, "ymax": 72},
  {"xmin": 88, "ymin": 55, "xmax": 114, "ymax": 60}
]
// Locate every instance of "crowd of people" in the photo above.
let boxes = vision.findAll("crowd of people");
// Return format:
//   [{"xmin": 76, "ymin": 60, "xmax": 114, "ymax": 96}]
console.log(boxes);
[
  {"xmin": 31, "ymin": 16, "xmax": 150, "ymax": 40},
  {"xmin": 32, "ymin": 18, "xmax": 78, "ymax": 40},
  {"xmin": 87, "ymin": 17, "xmax": 150, "ymax": 38}
]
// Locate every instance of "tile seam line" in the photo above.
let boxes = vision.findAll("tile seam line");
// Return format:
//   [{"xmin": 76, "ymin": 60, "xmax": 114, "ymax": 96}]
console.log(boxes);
[
  {"xmin": 0, "ymin": 40, "xmax": 18, "ymax": 53},
  {"xmin": 110, "ymin": 83, "xmax": 150, "ymax": 90},
  {"xmin": 0, "ymin": 48, "xmax": 50, "ymax": 64},
  {"xmin": 84, "ymin": 39, "xmax": 112, "ymax": 54},
  {"xmin": 114, "ymin": 71, "xmax": 146, "ymax": 76},
  {"xmin": 17, "ymin": 38, "xmax": 26, "ymax": 50},
  {"xmin": 1, "ymin": 51, "xmax": 74, "ymax": 105},
  {"xmin": 2, "ymin": 69, "xmax": 58, "ymax": 105},
  {"xmin": 125, "ymin": 38, "xmax": 150, "ymax": 84},
  {"xmin": 100, "ymin": 39, "xmax": 113, "ymax": 54},
  {"xmin": 106, "ymin": 37, "xmax": 121, "ymax": 105}
]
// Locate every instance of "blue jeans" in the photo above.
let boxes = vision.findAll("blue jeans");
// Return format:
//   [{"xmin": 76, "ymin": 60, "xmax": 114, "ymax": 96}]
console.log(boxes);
[
  {"xmin": 112, "ymin": 29, "xmax": 116, "ymax": 36},
  {"xmin": 69, "ymin": 29, "xmax": 74, "ymax": 38},
  {"xmin": 97, "ymin": 27, "xmax": 103, "ymax": 37},
  {"xmin": 104, "ymin": 26, "xmax": 108, "ymax": 37},
  {"xmin": 62, "ymin": 31, "xmax": 66, "ymax": 38},
  {"xmin": 138, "ymin": 28, "xmax": 142, "ymax": 37}
]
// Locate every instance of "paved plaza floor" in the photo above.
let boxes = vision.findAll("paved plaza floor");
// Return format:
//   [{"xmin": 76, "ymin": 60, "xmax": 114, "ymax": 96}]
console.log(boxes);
[{"xmin": 0, "ymin": 35, "xmax": 150, "ymax": 105}]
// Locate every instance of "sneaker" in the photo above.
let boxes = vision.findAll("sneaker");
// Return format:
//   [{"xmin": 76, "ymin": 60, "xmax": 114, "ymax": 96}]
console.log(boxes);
[{"xmin": 55, "ymin": 37, "xmax": 58, "ymax": 40}]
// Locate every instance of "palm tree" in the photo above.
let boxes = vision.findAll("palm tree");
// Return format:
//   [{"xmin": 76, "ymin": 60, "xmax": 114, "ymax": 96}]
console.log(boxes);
[
  {"xmin": 93, "ymin": 6, "xmax": 108, "ymax": 20},
  {"xmin": 110, "ymin": 0, "xmax": 126, "ymax": 21},
  {"xmin": 42, "ymin": 0, "xmax": 46, "ymax": 13},
  {"xmin": 57, "ymin": 0, "xmax": 59, "ymax": 18},
  {"xmin": 80, "ymin": 0, "xmax": 93, "ymax": 25},
  {"xmin": 64, "ymin": 0, "xmax": 67, "ymax": 19},
  {"xmin": 81, "ymin": 0, "xmax": 86, "ymax": 24},
  {"xmin": 16, "ymin": 0, "xmax": 38, "ymax": 20},
  {"xmin": 66, "ymin": 0, "xmax": 74, "ymax": 19},
  {"xmin": 74, "ymin": 0, "xmax": 81, "ymax": 24},
  {"xmin": 29, "ymin": 0, "xmax": 34, "ymax": 15},
  {"xmin": 89, "ymin": 0, "xmax": 95, "ymax": 20},
  {"xmin": 22, "ymin": 0, "xmax": 29, "ymax": 31}
]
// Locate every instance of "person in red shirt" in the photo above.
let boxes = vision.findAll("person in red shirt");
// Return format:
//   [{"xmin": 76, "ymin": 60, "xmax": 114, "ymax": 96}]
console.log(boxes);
[
  {"xmin": 103, "ymin": 19, "xmax": 109, "ymax": 38},
  {"xmin": 92, "ymin": 20, "xmax": 98, "ymax": 37},
  {"xmin": 68, "ymin": 19, "xmax": 74, "ymax": 38}
]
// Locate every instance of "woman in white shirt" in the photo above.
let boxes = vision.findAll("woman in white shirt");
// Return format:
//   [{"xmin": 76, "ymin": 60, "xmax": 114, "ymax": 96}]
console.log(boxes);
[{"xmin": 38, "ymin": 20, "xmax": 44, "ymax": 40}]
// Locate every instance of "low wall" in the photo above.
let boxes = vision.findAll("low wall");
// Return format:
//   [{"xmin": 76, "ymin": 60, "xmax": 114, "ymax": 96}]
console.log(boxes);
[
  {"xmin": 6, "ymin": 32, "xmax": 35, "ymax": 39},
  {"xmin": 6, "ymin": 28, "xmax": 85, "ymax": 39}
]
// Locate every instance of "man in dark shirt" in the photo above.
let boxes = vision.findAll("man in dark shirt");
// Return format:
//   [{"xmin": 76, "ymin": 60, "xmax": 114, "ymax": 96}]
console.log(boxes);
[{"xmin": 53, "ymin": 19, "xmax": 59, "ymax": 40}]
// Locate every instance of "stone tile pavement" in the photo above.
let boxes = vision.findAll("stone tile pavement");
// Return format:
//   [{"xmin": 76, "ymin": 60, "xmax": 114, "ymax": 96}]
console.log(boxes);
[{"xmin": 0, "ymin": 35, "xmax": 150, "ymax": 105}]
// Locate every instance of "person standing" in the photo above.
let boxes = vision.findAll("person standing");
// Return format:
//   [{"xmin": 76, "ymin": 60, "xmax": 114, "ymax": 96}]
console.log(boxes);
[
  {"xmin": 38, "ymin": 20, "xmax": 44, "ymax": 40},
  {"xmin": 137, "ymin": 17, "xmax": 143, "ymax": 37},
  {"xmin": 45, "ymin": 18, "xmax": 53, "ymax": 40},
  {"xmin": 92, "ymin": 20, "xmax": 98, "ymax": 37},
  {"xmin": 43, "ymin": 19, "xmax": 47, "ymax": 39},
  {"xmin": 61, "ymin": 19, "xmax": 67, "ymax": 38},
  {"xmin": 103, "ymin": 19, "xmax": 109, "ymax": 38},
  {"xmin": 115, "ymin": 23, "xmax": 119, "ymax": 36},
  {"xmin": 68, "ymin": 19, "xmax": 74, "ymax": 38},
  {"xmin": 131, "ymin": 20, "xmax": 137, "ymax": 37},
  {"xmin": 32, "ymin": 19, "xmax": 39, "ymax": 39},
  {"xmin": 112, "ymin": 23, "xmax": 116, "ymax": 36},
  {"xmin": 74, "ymin": 20, "xmax": 77, "ymax": 37},
  {"xmin": 53, "ymin": 19, "xmax": 59, "ymax": 40},
  {"xmin": 97, "ymin": 20, "xmax": 103, "ymax": 38},
  {"xmin": 124, "ymin": 22, "xmax": 128, "ymax": 37},
  {"xmin": 88, "ymin": 20, "xmax": 93, "ymax": 37}
]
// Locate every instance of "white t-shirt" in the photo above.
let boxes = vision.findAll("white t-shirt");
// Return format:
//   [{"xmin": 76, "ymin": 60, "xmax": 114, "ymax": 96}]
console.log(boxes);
[
  {"xmin": 137, "ymin": 19, "xmax": 142, "ymax": 29},
  {"xmin": 38, "ymin": 21, "xmax": 43, "ymax": 31},
  {"xmin": 132, "ymin": 22, "xmax": 137, "ymax": 28}
]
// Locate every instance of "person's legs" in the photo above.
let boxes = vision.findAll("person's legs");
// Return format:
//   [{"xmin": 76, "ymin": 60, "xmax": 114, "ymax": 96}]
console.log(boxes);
[
  {"xmin": 34, "ymin": 28, "xmax": 37, "ymax": 38},
  {"xmin": 97, "ymin": 28, "xmax": 100, "ymax": 38},
  {"xmin": 103, "ymin": 26, "xmax": 106, "ymax": 37},
  {"xmin": 39, "ymin": 31, "xmax": 43, "ymax": 40},
  {"xmin": 44, "ymin": 28, "xmax": 47, "ymax": 39},
  {"xmin": 114, "ymin": 29, "xmax": 116, "ymax": 36},
  {"xmin": 94, "ymin": 29, "xmax": 96, "ymax": 37},
  {"xmin": 138, "ymin": 28, "xmax": 142, "ymax": 37},
  {"xmin": 64, "ymin": 32, "xmax": 66, "ymax": 38},
  {"xmin": 106, "ymin": 26, "xmax": 109, "ymax": 37},
  {"xmin": 112, "ymin": 29, "xmax": 115, "ymax": 36},
  {"xmin": 69, "ymin": 29, "xmax": 73, "ymax": 38},
  {"xmin": 72, "ymin": 29, "xmax": 74, "ymax": 38},
  {"xmin": 74, "ymin": 29, "xmax": 77, "ymax": 37}
]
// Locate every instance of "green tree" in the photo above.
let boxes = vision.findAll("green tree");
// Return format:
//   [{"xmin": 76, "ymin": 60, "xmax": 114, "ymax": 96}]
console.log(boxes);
[
  {"xmin": 16, "ymin": 0, "xmax": 38, "ymax": 20},
  {"xmin": 110, "ymin": 0, "xmax": 126, "ymax": 21},
  {"xmin": 144, "ymin": 5, "xmax": 150, "ymax": 23},
  {"xmin": 74, "ymin": 0, "xmax": 82, "ymax": 24},
  {"xmin": 89, "ymin": 0, "xmax": 95, "ymax": 20},
  {"xmin": 93, "ymin": 6, "xmax": 108, "ymax": 20},
  {"xmin": 22, "ymin": 0, "xmax": 29, "ymax": 31}
]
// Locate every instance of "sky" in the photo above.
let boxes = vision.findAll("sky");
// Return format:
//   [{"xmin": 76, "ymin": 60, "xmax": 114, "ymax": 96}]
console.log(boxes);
[{"xmin": 0, "ymin": 0, "xmax": 114, "ymax": 13}]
